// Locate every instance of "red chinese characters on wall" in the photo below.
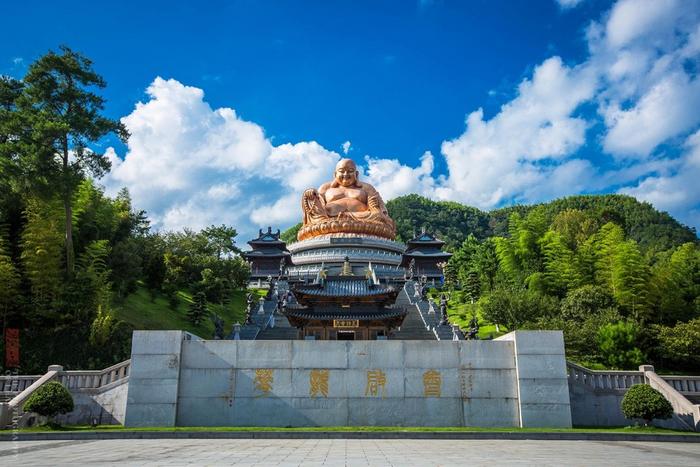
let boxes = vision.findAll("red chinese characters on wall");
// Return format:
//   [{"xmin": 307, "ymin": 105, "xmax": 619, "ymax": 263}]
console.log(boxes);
[{"xmin": 4, "ymin": 328, "xmax": 19, "ymax": 368}]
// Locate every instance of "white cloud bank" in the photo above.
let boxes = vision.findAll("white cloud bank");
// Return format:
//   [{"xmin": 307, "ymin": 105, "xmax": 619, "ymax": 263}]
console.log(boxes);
[{"xmin": 102, "ymin": 0, "xmax": 700, "ymax": 238}]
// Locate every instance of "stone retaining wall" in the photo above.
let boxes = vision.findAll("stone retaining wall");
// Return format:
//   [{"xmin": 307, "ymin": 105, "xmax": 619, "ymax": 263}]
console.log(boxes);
[{"xmin": 124, "ymin": 331, "xmax": 572, "ymax": 428}]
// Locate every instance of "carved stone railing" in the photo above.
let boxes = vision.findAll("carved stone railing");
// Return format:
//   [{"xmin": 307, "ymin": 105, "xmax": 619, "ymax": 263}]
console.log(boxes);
[
  {"xmin": 641, "ymin": 366, "xmax": 700, "ymax": 432},
  {"xmin": 660, "ymin": 375, "xmax": 700, "ymax": 398},
  {"xmin": 288, "ymin": 235, "xmax": 406, "ymax": 253},
  {"xmin": 567, "ymin": 361, "xmax": 644, "ymax": 392},
  {"xmin": 0, "ymin": 360, "xmax": 131, "ymax": 428},
  {"xmin": 0, "ymin": 375, "xmax": 41, "ymax": 396},
  {"xmin": 58, "ymin": 359, "xmax": 131, "ymax": 391},
  {"xmin": 292, "ymin": 253, "xmax": 402, "ymax": 265}
]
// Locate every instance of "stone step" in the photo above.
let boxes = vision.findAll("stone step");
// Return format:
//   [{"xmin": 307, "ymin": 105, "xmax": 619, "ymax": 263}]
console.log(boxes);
[{"xmin": 391, "ymin": 301, "xmax": 436, "ymax": 341}]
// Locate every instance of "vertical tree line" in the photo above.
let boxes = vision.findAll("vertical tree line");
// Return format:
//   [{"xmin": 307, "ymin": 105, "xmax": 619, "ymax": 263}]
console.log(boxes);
[{"xmin": 0, "ymin": 48, "xmax": 250, "ymax": 372}]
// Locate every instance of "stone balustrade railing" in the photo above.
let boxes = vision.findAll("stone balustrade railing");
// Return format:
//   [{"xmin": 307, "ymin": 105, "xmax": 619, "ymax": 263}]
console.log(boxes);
[
  {"xmin": 641, "ymin": 365, "xmax": 700, "ymax": 431},
  {"xmin": 58, "ymin": 359, "xmax": 131, "ymax": 390},
  {"xmin": 291, "ymin": 253, "xmax": 402, "ymax": 265},
  {"xmin": 567, "ymin": 361, "xmax": 644, "ymax": 392},
  {"xmin": 661, "ymin": 376, "xmax": 700, "ymax": 397},
  {"xmin": 0, "ymin": 375, "xmax": 41, "ymax": 395},
  {"xmin": 0, "ymin": 360, "xmax": 131, "ymax": 428}
]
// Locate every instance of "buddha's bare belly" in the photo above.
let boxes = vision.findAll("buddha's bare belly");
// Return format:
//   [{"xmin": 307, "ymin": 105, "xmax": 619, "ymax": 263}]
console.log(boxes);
[
  {"xmin": 324, "ymin": 187, "xmax": 368, "ymax": 216},
  {"xmin": 325, "ymin": 198, "xmax": 368, "ymax": 216}
]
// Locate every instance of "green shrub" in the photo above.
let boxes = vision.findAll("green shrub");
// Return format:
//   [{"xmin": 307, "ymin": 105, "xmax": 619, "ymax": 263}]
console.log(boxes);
[
  {"xmin": 23, "ymin": 381, "xmax": 74, "ymax": 423},
  {"xmin": 621, "ymin": 384, "xmax": 673, "ymax": 426},
  {"xmin": 597, "ymin": 321, "xmax": 645, "ymax": 369}
]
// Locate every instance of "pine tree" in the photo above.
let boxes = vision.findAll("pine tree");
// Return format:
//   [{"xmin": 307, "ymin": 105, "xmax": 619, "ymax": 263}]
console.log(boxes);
[
  {"xmin": 464, "ymin": 270, "xmax": 481, "ymax": 303},
  {"xmin": 18, "ymin": 46, "xmax": 128, "ymax": 274},
  {"xmin": 188, "ymin": 292, "xmax": 207, "ymax": 325}
]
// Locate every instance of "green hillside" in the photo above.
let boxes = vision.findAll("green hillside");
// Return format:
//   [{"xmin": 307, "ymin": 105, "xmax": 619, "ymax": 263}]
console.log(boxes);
[
  {"xmin": 113, "ymin": 285, "xmax": 254, "ymax": 339},
  {"xmin": 385, "ymin": 194, "xmax": 697, "ymax": 252}
]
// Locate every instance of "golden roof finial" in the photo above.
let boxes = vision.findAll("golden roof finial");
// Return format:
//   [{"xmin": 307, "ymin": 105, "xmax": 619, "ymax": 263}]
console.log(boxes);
[{"xmin": 340, "ymin": 256, "xmax": 353, "ymax": 276}]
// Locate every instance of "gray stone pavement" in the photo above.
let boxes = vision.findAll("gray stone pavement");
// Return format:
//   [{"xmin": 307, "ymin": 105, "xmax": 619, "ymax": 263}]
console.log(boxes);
[{"xmin": 0, "ymin": 438, "xmax": 699, "ymax": 466}]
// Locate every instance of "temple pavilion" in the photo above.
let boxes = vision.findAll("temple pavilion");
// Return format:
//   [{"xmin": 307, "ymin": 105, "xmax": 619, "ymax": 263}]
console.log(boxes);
[
  {"xmin": 399, "ymin": 230, "xmax": 452, "ymax": 281},
  {"xmin": 284, "ymin": 258, "xmax": 406, "ymax": 340},
  {"xmin": 242, "ymin": 227, "xmax": 292, "ymax": 282}
]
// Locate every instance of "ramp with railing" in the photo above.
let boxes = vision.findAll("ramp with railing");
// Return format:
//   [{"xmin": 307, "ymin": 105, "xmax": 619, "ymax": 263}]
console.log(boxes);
[
  {"xmin": 567, "ymin": 361, "xmax": 700, "ymax": 431},
  {"xmin": 0, "ymin": 360, "xmax": 131, "ymax": 428}
]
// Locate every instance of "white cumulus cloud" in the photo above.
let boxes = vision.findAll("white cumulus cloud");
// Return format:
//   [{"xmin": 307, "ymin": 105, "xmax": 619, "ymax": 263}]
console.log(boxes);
[{"xmin": 101, "ymin": 0, "xmax": 700, "ymax": 236}]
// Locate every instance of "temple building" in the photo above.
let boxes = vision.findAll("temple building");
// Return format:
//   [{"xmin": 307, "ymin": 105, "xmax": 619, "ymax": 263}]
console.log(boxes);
[
  {"xmin": 400, "ymin": 230, "xmax": 452, "ymax": 281},
  {"xmin": 242, "ymin": 227, "xmax": 292, "ymax": 282},
  {"xmin": 285, "ymin": 259, "xmax": 406, "ymax": 340}
]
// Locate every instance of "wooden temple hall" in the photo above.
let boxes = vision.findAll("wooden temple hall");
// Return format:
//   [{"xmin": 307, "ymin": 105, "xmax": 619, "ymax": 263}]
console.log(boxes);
[{"xmin": 285, "ymin": 259, "xmax": 407, "ymax": 340}]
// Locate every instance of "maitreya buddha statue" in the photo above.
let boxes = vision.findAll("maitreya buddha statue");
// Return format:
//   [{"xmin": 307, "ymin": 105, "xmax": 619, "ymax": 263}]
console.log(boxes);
[{"xmin": 298, "ymin": 158, "xmax": 397, "ymax": 241}]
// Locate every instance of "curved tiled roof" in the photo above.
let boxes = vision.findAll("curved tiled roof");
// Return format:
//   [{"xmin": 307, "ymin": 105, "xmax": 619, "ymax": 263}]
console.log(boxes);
[
  {"xmin": 285, "ymin": 306, "xmax": 406, "ymax": 321},
  {"xmin": 294, "ymin": 279, "xmax": 395, "ymax": 297}
]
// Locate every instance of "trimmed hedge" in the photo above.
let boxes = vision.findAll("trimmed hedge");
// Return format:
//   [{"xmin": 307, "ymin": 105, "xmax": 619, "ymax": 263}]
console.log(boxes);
[
  {"xmin": 621, "ymin": 384, "xmax": 673, "ymax": 425},
  {"xmin": 23, "ymin": 381, "xmax": 74, "ymax": 420}
]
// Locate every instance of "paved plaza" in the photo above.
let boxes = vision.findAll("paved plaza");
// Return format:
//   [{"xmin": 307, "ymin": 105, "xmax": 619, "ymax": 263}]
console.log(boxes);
[{"xmin": 0, "ymin": 438, "xmax": 699, "ymax": 466}]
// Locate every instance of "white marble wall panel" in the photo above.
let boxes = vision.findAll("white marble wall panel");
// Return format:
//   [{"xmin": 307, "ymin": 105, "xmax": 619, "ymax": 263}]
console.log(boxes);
[{"xmin": 126, "ymin": 331, "xmax": 571, "ymax": 428}]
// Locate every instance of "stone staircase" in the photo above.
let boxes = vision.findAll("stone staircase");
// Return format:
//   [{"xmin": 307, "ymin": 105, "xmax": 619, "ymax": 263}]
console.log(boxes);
[
  {"xmin": 390, "ymin": 304, "xmax": 436, "ymax": 340},
  {"xmin": 256, "ymin": 315, "xmax": 300, "ymax": 340},
  {"xmin": 390, "ymin": 285, "xmax": 436, "ymax": 340},
  {"xmin": 393, "ymin": 281, "xmax": 463, "ymax": 341}
]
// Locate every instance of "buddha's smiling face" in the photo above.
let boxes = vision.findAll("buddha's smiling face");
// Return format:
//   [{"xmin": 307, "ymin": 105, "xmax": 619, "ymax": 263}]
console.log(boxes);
[{"xmin": 335, "ymin": 159, "xmax": 359, "ymax": 187}]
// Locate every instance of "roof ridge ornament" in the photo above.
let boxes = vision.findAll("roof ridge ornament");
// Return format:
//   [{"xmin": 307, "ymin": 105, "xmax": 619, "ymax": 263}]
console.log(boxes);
[{"xmin": 340, "ymin": 256, "xmax": 353, "ymax": 276}]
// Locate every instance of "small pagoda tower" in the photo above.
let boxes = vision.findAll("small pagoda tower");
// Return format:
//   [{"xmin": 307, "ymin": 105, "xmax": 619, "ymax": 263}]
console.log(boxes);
[
  {"xmin": 400, "ymin": 229, "xmax": 452, "ymax": 281},
  {"xmin": 243, "ymin": 227, "xmax": 292, "ymax": 282}
]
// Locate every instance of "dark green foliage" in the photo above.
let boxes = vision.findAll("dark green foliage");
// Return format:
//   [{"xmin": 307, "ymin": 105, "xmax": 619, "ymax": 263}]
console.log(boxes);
[
  {"xmin": 188, "ymin": 291, "xmax": 207, "ymax": 325},
  {"xmin": 23, "ymin": 381, "xmax": 74, "ymax": 421},
  {"xmin": 479, "ymin": 288, "xmax": 559, "ymax": 330},
  {"xmin": 621, "ymin": 384, "xmax": 673, "ymax": 426},
  {"xmin": 0, "ymin": 49, "xmax": 257, "ymax": 373},
  {"xmin": 464, "ymin": 271, "xmax": 481, "ymax": 303},
  {"xmin": 490, "ymin": 195, "xmax": 696, "ymax": 253},
  {"xmin": 657, "ymin": 318, "xmax": 700, "ymax": 369},
  {"xmin": 597, "ymin": 321, "xmax": 645, "ymax": 369},
  {"xmin": 387, "ymin": 194, "xmax": 491, "ymax": 248},
  {"xmin": 561, "ymin": 286, "xmax": 616, "ymax": 321},
  {"xmin": 529, "ymin": 308, "xmax": 622, "ymax": 361},
  {"xmin": 281, "ymin": 223, "xmax": 301, "ymax": 244},
  {"xmin": 18, "ymin": 46, "xmax": 129, "ymax": 273},
  {"xmin": 387, "ymin": 194, "xmax": 696, "ymax": 255},
  {"xmin": 202, "ymin": 224, "xmax": 240, "ymax": 259}
]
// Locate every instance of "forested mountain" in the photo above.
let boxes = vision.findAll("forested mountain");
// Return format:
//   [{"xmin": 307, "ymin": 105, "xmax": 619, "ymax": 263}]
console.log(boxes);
[
  {"xmin": 384, "ymin": 195, "xmax": 699, "ymax": 371},
  {"xmin": 386, "ymin": 194, "xmax": 697, "ymax": 253}
]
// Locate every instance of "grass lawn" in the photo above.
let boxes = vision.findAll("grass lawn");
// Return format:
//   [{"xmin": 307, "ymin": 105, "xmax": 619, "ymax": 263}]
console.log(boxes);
[
  {"xmin": 113, "ymin": 285, "xmax": 250, "ymax": 339},
  {"xmin": 427, "ymin": 289, "xmax": 507, "ymax": 339},
  {"xmin": 4, "ymin": 425, "xmax": 697, "ymax": 435}
]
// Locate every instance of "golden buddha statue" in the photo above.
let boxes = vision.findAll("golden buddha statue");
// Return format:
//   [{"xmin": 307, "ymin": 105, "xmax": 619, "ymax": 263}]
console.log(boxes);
[{"xmin": 298, "ymin": 159, "xmax": 397, "ymax": 241}]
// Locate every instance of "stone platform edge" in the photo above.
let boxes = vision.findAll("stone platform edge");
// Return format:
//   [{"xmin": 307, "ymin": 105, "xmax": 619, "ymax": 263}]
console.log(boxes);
[{"xmin": 1, "ymin": 431, "xmax": 698, "ymax": 443}]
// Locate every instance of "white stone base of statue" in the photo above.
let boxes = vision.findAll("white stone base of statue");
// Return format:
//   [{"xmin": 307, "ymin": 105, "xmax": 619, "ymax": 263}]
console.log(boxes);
[{"xmin": 257, "ymin": 299, "xmax": 265, "ymax": 315}]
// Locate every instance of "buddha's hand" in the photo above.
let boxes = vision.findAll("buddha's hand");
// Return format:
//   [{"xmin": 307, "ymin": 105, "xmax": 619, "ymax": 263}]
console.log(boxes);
[{"xmin": 303, "ymin": 188, "xmax": 319, "ymax": 199}]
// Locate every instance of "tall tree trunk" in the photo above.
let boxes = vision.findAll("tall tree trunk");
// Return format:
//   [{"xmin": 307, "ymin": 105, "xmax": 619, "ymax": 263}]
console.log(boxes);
[{"xmin": 62, "ymin": 138, "xmax": 74, "ymax": 274}]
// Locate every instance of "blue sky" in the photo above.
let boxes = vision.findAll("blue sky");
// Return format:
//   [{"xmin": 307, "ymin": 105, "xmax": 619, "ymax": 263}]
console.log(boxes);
[{"xmin": 3, "ymin": 0, "xmax": 700, "ymax": 239}]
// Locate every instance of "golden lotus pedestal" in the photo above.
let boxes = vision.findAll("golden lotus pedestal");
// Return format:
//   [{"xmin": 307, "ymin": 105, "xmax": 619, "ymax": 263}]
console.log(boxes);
[{"xmin": 297, "ymin": 218, "xmax": 396, "ymax": 242}]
